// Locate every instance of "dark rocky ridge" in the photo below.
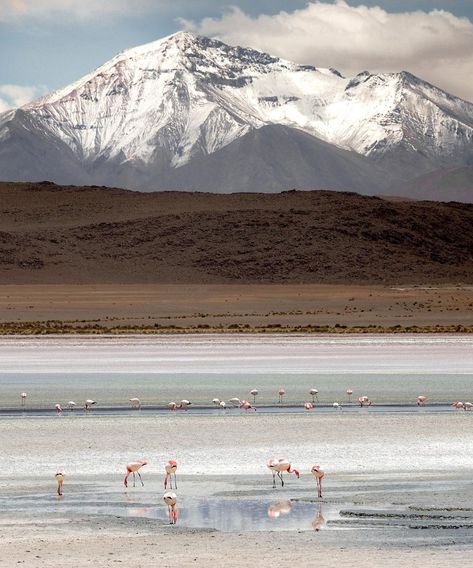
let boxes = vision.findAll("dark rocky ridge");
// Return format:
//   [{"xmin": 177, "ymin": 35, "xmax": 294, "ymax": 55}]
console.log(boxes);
[{"xmin": 1, "ymin": 181, "xmax": 472, "ymax": 285}]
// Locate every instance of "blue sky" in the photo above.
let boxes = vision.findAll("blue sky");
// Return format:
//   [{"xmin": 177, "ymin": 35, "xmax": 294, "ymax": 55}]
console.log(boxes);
[{"xmin": 1, "ymin": 1, "xmax": 473, "ymax": 109}]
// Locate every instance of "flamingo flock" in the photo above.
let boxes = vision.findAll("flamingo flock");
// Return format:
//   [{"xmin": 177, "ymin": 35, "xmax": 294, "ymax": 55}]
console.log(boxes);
[{"xmin": 18, "ymin": 388, "xmax": 473, "ymax": 416}]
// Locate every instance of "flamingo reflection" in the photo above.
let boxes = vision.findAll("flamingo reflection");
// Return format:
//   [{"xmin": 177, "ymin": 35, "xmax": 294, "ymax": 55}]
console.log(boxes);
[
  {"xmin": 267, "ymin": 500, "xmax": 292, "ymax": 519},
  {"xmin": 312, "ymin": 505, "xmax": 325, "ymax": 531}
]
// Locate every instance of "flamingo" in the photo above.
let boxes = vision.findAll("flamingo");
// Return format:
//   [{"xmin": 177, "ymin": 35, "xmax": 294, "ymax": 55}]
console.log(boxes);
[
  {"xmin": 129, "ymin": 398, "xmax": 141, "ymax": 410},
  {"xmin": 229, "ymin": 398, "xmax": 241, "ymax": 407},
  {"xmin": 168, "ymin": 402, "xmax": 177, "ymax": 411},
  {"xmin": 54, "ymin": 403, "xmax": 63, "ymax": 415},
  {"xmin": 311, "ymin": 465, "xmax": 324, "ymax": 498},
  {"xmin": 163, "ymin": 491, "xmax": 178, "ymax": 524},
  {"xmin": 21, "ymin": 392, "xmax": 27, "ymax": 408},
  {"xmin": 219, "ymin": 400, "xmax": 227, "ymax": 410},
  {"xmin": 164, "ymin": 459, "xmax": 178, "ymax": 489},
  {"xmin": 240, "ymin": 400, "xmax": 254, "ymax": 411},
  {"xmin": 267, "ymin": 500, "xmax": 292, "ymax": 518},
  {"xmin": 309, "ymin": 388, "xmax": 319, "ymax": 403},
  {"xmin": 267, "ymin": 458, "xmax": 299, "ymax": 488},
  {"xmin": 332, "ymin": 402, "xmax": 342, "ymax": 410},
  {"xmin": 304, "ymin": 402, "xmax": 314, "ymax": 410},
  {"xmin": 416, "ymin": 396, "xmax": 427, "ymax": 406},
  {"xmin": 212, "ymin": 398, "xmax": 220, "ymax": 406},
  {"xmin": 84, "ymin": 399, "xmax": 96, "ymax": 411},
  {"xmin": 278, "ymin": 388, "xmax": 285, "ymax": 404},
  {"xmin": 55, "ymin": 471, "xmax": 65, "ymax": 496},
  {"xmin": 452, "ymin": 401, "xmax": 465, "ymax": 410},
  {"xmin": 346, "ymin": 389, "xmax": 353, "ymax": 403},
  {"xmin": 464, "ymin": 402, "xmax": 473, "ymax": 411},
  {"xmin": 178, "ymin": 399, "xmax": 191, "ymax": 410},
  {"xmin": 250, "ymin": 389, "xmax": 258, "ymax": 404},
  {"xmin": 124, "ymin": 459, "xmax": 147, "ymax": 488},
  {"xmin": 358, "ymin": 396, "xmax": 372, "ymax": 407},
  {"xmin": 68, "ymin": 401, "xmax": 76, "ymax": 411}
]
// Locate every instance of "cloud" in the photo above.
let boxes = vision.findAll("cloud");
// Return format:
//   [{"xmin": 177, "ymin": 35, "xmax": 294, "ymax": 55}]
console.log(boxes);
[
  {"xmin": 182, "ymin": 1, "xmax": 473, "ymax": 102},
  {"xmin": 0, "ymin": 84, "xmax": 46, "ymax": 111}
]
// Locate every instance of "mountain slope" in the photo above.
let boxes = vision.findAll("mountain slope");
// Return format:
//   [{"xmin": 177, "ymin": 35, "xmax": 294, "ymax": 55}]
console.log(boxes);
[
  {"xmin": 0, "ymin": 31, "xmax": 472, "ymax": 197},
  {"xmin": 1, "ymin": 182, "xmax": 473, "ymax": 285}
]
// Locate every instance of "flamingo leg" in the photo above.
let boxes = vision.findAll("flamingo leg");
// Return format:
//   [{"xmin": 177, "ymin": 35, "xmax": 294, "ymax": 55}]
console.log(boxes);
[
  {"xmin": 137, "ymin": 471, "xmax": 144, "ymax": 487},
  {"xmin": 272, "ymin": 472, "xmax": 276, "ymax": 488},
  {"xmin": 174, "ymin": 473, "xmax": 177, "ymax": 489},
  {"xmin": 319, "ymin": 478, "xmax": 323, "ymax": 498},
  {"xmin": 277, "ymin": 471, "xmax": 284, "ymax": 487},
  {"xmin": 132, "ymin": 472, "xmax": 136, "ymax": 487}
]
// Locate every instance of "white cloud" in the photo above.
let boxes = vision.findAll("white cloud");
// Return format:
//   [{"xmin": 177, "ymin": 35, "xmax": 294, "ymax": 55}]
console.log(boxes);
[
  {"xmin": 0, "ymin": 84, "xmax": 46, "ymax": 111},
  {"xmin": 182, "ymin": 1, "xmax": 473, "ymax": 102}
]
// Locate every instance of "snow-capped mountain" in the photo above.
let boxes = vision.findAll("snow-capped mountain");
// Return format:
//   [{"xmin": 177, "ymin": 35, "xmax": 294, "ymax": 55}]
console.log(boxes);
[{"xmin": 1, "ymin": 31, "xmax": 472, "ymax": 197}]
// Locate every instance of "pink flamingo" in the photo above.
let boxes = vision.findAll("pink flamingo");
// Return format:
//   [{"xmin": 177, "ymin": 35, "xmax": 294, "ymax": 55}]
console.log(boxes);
[
  {"xmin": 240, "ymin": 400, "xmax": 255, "ymax": 412},
  {"xmin": 358, "ymin": 396, "xmax": 372, "ymax": 407},
  {"xmin": 312, "ymin": 505, "xmax": 325, "ymax": 531},
  {"xmin": 21, "ymin": 392, "xmax": 27, "ymax": 408},
  {"xmin": 267, "ymin": 458, "xmax": 299, "ymax": 488},
  {"xmin": 124, "ymin": 460, "xmax": 147, "ymax": 488},
  {"xmin": 129, "ymin": 398, "xmax": 141, "ymax": 410},
  {"xmin": 163, "ymin": 491, "xmax": 178, "ymax": 524},
  {"xmin": 55, "ymin": 471, "xmax": 65, "ymax": 496},
  {"xmin": 346, "ymin": 389, "xmax": 353, "ymax": 403},
  {"xmin": 164, "ymin": 460, "xmax": 178, "ymax": 489},
  {"xmin": 416, "ymin": 396, "xmax": 427, "ymax": 406},
  {"xmin": 250, "ymin": 389, "xmax": 258, "ymax": 404},
  {"xmin": 84, "ymin": 399, "xmax": 96, "ymax": 411},
  {"xmin": 464, "ymin": 402, "xmax": 473, "ymax": 411},
  {"xmin": 178, "ymin": 399, "xmax": 191, "ymax": 410},
  {"xmin": 168, "ymin": 402, "xmax": 177, "ymax": 411},
  {"xmin": 278, "ymin": 388, "xmax": 285, "ymax": 404},
  {"xmin": 452, "ymin": 401, "xmax": 465, "ymax": 410},
  {"xmin": 212, "ymin": 398, "xmax": 220, "ymax": 406},
  {"xmin": 55, "ymin": 403, "xmax": 63, "ymax": 415},
  {"xmin": 311, "ymin": 465, "xmax": 324, "ymax": 498},
  {"xmin": 304, "ymin": 402, "xmax": 314, "ymax": 410}
]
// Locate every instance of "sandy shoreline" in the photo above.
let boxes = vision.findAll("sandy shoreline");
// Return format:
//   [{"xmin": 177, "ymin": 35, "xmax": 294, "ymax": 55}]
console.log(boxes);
[{"xmin": 0, "ymin": 283, "xmax": 472, "ymax": 333}]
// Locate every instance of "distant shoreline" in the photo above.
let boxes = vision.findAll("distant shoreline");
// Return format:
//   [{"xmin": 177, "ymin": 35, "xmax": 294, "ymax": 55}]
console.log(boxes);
[{"xmin": 0, "ymin": 321, "xmax": 472, "ymax": 334}]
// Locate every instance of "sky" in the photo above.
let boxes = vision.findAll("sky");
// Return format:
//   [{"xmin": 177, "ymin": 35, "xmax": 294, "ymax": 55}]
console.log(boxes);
[{"xmin": 1, "ymin": 1, "xmax": 473, "ymax": 111}]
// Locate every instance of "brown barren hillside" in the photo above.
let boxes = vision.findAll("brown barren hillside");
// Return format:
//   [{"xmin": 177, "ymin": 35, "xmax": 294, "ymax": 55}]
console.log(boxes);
[{"xmin": 1, "ymin": 181, "xmax": 473, "ymax": 285}]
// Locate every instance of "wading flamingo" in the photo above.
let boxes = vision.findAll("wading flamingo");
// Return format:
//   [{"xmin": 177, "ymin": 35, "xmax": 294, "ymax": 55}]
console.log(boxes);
[
  {"xmin": 164, "ymin": 459, "xmax": 178, "ymax": 489},
  {"xmin": 464, "ymin": 402, "xmax": 473, "ymax": 411},
  {"xmin": 84, "ymin": 399, "xmax": 96, "ymax": 411},
  {"xmin": 163, "ymin": 491, "xmax": 178, "ymax": 524},
  {"xmin": 250, "ymin": 389, "xmax": 258, "ymax": 404},
  {"xmin": 124, "ymin": 459, "xmax": 148, "ymax": 488},
  {"xmin": 168, "ymin": 402, "xmax": 177, "ymax": 411},
  {"xmin": 229, "ymin": 398, "xmax": 241, "ymax": 407},
  {"xmin": 358, "ymin": 396, "xmax": 372, "ymax": 407},
  {"xmin": 416, "ymin": 396, "xmax": 427, "ymax": 406},
  {"xmin": 332, "ymin": 402, "xmax": 342, "ymax": 410},
  {"xmin": 55, "ymin": 403, "xmax": 63, "ymax": 415},
  {"xmin": 278, "ymin": 388, "xmax": 285, "ymax": 404},
  {"xmin": 179, "ymin": 400, "xmax": 191, "ymax": 410},
  {"xmin": 55, "ymin": 471, "xmax": 65, "ymax": 496},
  {"xmin": 240, "ymin": 400, "xmax": 255, "ymax": 412},
  {"xmin": 346, "ymin": 389, "xmax": 353, "ymax": 403},
  {"xmin": 304, "ymin": 402, "xmax": 314, "ymax": 410},
  {"xmin": 310, "ymin": 388, "xmax": 319, "ymax": 403},
  {"xmin": 21, "ymin": 392, "xmax": 27, "ymax": 408},
  {"xmin": 129, "ymin": 398, "xmax": 141, "ymax": 410},
  {"xmin": 68, "ymin": 401, "xmax": 76, "ymax": 411},
  {"xmin": 452, "ymin": 401, "xmax": 465, "ymax": 410},
  {"xmin": 212, "ymin": 398, "xmax": 220, "ymax": 406},
  {"xmin": 311, "ymin": 465, "xmax": 324, "ymax": 498},
  {"xmin": 267, "ymin": 459, "xmax": 299, "ymax": 488},
  {"xmin": 219, "ymin": 400, "xmax": 227, "ymax": 409}
]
